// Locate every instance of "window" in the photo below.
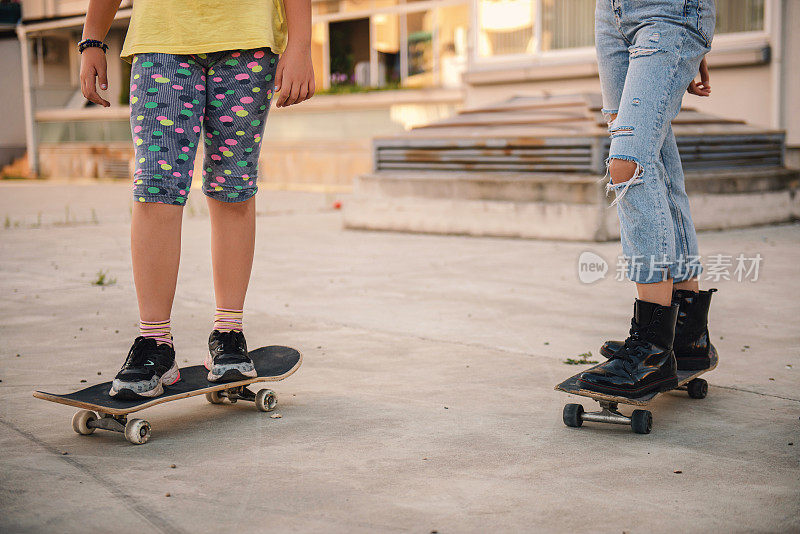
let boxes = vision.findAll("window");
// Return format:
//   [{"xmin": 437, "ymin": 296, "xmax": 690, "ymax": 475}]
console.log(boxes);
[
  {"xmin": 405, "ymin": 10, "xmax": 434, "ymax": 87},
  {"xmin": 373, "ymin": 13, "xmax": 401, "ymax": 87},
  {"xmin": 311, "ymin": 0, "xmax": 470, "ymax": 91},
  {"xmin": 474, "ymin": 0, "xmax": 766, "ymax": 61},
  {"xmin": 540, "ymin": 0, "xmax": 594, "ymax": 51},
  {"xmin": 329, "ymin": 18, "xmax": 370, "ymax": 87},
  {"xmin": 437, "ymin": 5, "xmax": 469, "ymax": 88},
  {"xmin": 477, "ymin": 0, "xmax": 534, "ymax": 57},
  {"xmin": 716, "ymin": 0, "xmax": 764, "ymax": 34},
  {"xmin": 311, "ymin": 22, "xmax": 328, "ymax": 91}
]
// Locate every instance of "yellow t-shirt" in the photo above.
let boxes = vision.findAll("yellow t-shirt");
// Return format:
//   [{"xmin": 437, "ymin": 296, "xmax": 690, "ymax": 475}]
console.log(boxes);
[{"xmin": 120, "ymin": 0, "xmax": 287, "ymax": 63}]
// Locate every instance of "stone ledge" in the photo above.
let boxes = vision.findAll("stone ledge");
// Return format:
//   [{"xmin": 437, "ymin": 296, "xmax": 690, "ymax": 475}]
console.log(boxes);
[
  {"xmin": 345, "ymin": 168, "xmax": 800, "ymax": 241},
  {"xmin": 355, "ymin": 167, "xmax": 798, "ymax": 203},
  {"xmin": 344, "ymin": 188, "xmax": 799, "ymax": 242}
]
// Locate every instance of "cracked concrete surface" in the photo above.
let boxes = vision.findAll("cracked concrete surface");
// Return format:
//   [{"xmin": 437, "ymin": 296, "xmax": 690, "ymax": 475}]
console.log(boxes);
[{"xmin": 1, "ymin": 182, "xmax": 798, "ymax": 533}]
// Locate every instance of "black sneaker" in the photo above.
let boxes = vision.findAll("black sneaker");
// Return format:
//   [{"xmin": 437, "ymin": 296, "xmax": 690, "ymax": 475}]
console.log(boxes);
[
  {"xmin": 205, "ymin": 330, "xmax": 256, "ymax": 382},
  {"xmin": 109, "ymin": 337, "xmax": 180, "ymax": 399}
]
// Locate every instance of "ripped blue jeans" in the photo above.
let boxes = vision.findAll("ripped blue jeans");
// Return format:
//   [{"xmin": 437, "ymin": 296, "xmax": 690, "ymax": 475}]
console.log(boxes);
[{"xmin": 596, "ymin": 0, "xmax": 715, "ymax": 283}]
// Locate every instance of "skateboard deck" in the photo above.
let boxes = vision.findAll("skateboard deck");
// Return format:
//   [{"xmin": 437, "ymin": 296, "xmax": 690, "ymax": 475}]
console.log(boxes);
[
  {"xmin": 33, "ymin": 345, "xmax": 302, "ymax": 444},
  {"xmin": 555, "ymin": 346, "xmax": 717, "ymax": 433}
]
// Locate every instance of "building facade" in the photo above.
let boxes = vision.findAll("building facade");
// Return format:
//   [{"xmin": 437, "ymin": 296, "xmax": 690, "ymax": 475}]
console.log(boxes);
[
  {"xmin": 0, "ymin": 1, "xmax": 24, "ymax": 170},
  {"xmin": 10, "ymin": 0, "xmax": 800, "ymax": 188}
]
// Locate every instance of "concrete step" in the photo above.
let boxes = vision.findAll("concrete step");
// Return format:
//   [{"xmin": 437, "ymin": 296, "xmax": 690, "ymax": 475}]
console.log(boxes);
[{"xmin": 345, "ymin": 167, "xmax": 800, "ymax": 241}]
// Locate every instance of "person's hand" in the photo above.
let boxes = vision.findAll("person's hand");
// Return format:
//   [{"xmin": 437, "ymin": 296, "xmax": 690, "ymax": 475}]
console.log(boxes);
[
  {"xmin": 274, "ymin": 43, "xmax": 315, "ymax": 108},
  {"xmin": 80, "ymin": 47, "xmax": 110, "ymax": 107},
  {"xmin": 687, "ymin": 57, "xmax": 710, "ymax": 97}
]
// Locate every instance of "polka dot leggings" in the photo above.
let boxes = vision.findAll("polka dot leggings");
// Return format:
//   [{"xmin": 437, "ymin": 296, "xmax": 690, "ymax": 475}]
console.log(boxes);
[{"xmin": 129, "ymin": 48, "xmax": 278, "ymax": 205}]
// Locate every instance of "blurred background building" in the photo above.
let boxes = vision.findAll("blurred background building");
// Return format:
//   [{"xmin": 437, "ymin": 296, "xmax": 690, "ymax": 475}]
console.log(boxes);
[{"xmin": 2, "ymin": 0, "xmax": 798, "ymax": 191}]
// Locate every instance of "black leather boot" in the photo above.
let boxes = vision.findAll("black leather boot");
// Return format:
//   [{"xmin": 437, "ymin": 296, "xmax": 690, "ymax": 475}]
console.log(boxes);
[
  {"xmin": 600, "ymin": 289, "xmax": 717, "ymax": 371},
  {"xmin": 579, "ymin": 300, "xmax": 679, "ymax": 398}
]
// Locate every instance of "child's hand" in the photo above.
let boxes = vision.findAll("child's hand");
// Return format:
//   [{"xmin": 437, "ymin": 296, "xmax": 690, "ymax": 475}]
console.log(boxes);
[
  {"xmin": 274, "ymin": 43, "xmax": 315, "ymax": 108},
  {"xmin": 687, "ymin": 57, "xmax": 710, "ymax": 97},
  {"xmin": 80, "ymin": 47, "xmax": 110, "ymax": 107}
]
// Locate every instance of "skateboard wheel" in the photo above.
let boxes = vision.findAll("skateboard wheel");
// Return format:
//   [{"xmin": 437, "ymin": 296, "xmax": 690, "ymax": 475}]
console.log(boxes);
[
  {"xmin": 255, "ymin": 389, "xmax": 277, "ymax": 412},
  {"xmin": 72, "ymin": 410, "xmax": 97, "ymax": 435},
  {"xmin": 563, "ymin": 404, "xmax": 584, "ymax": 428},
  {"xmin": 687, "ymin": 378, "xmax": 708, "ymax": 399},
  {"xmin": 124, "ymin": 418, "xmax": 151, "ymax": 445},
  {"xmin": 631, "ymin": 410, "xmax": 652, "ymax": 434},
  {"xmin": 206, "ymin": 390, "xmax": 225, "ymax": 404}
]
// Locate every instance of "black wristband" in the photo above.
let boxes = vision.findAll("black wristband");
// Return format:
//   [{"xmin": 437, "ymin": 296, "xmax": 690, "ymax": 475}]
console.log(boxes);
[{"xmin": 78, "ymin": 39, "xmax": 109, "ymax": 54}]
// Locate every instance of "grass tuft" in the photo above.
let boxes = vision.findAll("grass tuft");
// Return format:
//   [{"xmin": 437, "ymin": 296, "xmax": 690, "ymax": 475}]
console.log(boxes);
[
  {"xmin": 91, "ymin": 270, "xmax": 117, "ymax": 287},
  {"xmin": 563, "ymin": 351, "xmax": 599, "ymax": 365}
]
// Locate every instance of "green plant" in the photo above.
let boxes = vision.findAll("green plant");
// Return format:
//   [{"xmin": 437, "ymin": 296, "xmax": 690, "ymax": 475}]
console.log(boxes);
[
  {"xmin": 317, "ymin": 82, "xmax": 404, "ymax": 95},
  {"xmin": 563, "ymin": 351, "xmax": 599, "ymax": 365},
  {"xmin": 92, "ymin": 270, "xmax": 117, "ymax": 287}
]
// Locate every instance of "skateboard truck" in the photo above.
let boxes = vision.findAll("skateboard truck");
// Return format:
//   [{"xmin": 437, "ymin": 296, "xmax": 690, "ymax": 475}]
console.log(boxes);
[
  {"xmin": 72, "ymin": 411, "xmax": 152, "ymax": 444},
  {"xmin": 205, "ymin": 385, "xmax": 277, "ymax": 412},
  {"xmin": 563, "ymin": 401, "xmax": 653, "ymax": 434},
  {"xmin": 580, "ymin": 401, "xmax": 631, "ymax": 425}
]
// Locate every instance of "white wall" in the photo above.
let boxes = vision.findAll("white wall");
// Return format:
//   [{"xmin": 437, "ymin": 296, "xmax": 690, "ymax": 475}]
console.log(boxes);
[
  {"xmin": 20, "ymin": 0, "xmax": 131, "ymax": 20},
  {"xmin": 781, "ymin": 0, "xmax": 800, "ymax": 147},
  {"xmin": 681, "ymin": 65, "xmax": 772, "ymax": 129}
]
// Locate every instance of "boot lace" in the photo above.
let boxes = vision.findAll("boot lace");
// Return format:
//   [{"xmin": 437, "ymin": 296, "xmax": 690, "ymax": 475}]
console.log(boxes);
[{"xmin": 610, "ymin": 318, "xmax": 655, "ymax": 370}]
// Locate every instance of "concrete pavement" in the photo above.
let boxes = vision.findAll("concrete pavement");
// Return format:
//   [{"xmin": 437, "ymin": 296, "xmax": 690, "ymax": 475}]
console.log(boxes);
[{"xmin": 1, "ymin": 182, "xmax": 798, "ymax": 533}]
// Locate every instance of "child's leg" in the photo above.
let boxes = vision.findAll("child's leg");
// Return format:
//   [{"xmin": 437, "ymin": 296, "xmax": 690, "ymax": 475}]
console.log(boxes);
[
  {"xmin": 204, "ymin": 193, "xmax": 257, "ymax": 382},
  {"xmin": 129, "ymin": 52, "xmax": 205, "ymax": 326},
  {"xmin": 596, "ymin": 0, "xmax": 677, "ymax": 307},
  {"xmin": 594, "ymin": 0, "xmax": 629, "ymax": 130},
  {"xmin": 202, "ymin": 48, "xmax": 278, "ymax": 312},
  {"xmin": 200, "ymin": 48, "xmax": 279, "ymax": 382},
  {"xmin": 580, "ymin": 0, "xmax": 713, "ymax": 397},
  {"xmin": 207, "ymin": 195, "xmax": 255, "ymax": 312},
  {"xmin": 111, "ymin": 53, "xmax": 206, "ymax": 398},
  {"xmin": 604, "ymin": 9, "xmax": 710, "ymax": 298},
  {"xmin": 131, "ymin": 203, "xmax": 183, "ymax": 323},
  {"xmin": 599, "ymin": 130, "xmax": 716, "ymax": 370},
  {"xmin": 660, "ymin": 127, "xmax": 701, "ymax": 292},
  {"xmin": 674, "ymin": 278, "xmax": 699, "ymax": 293}
]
